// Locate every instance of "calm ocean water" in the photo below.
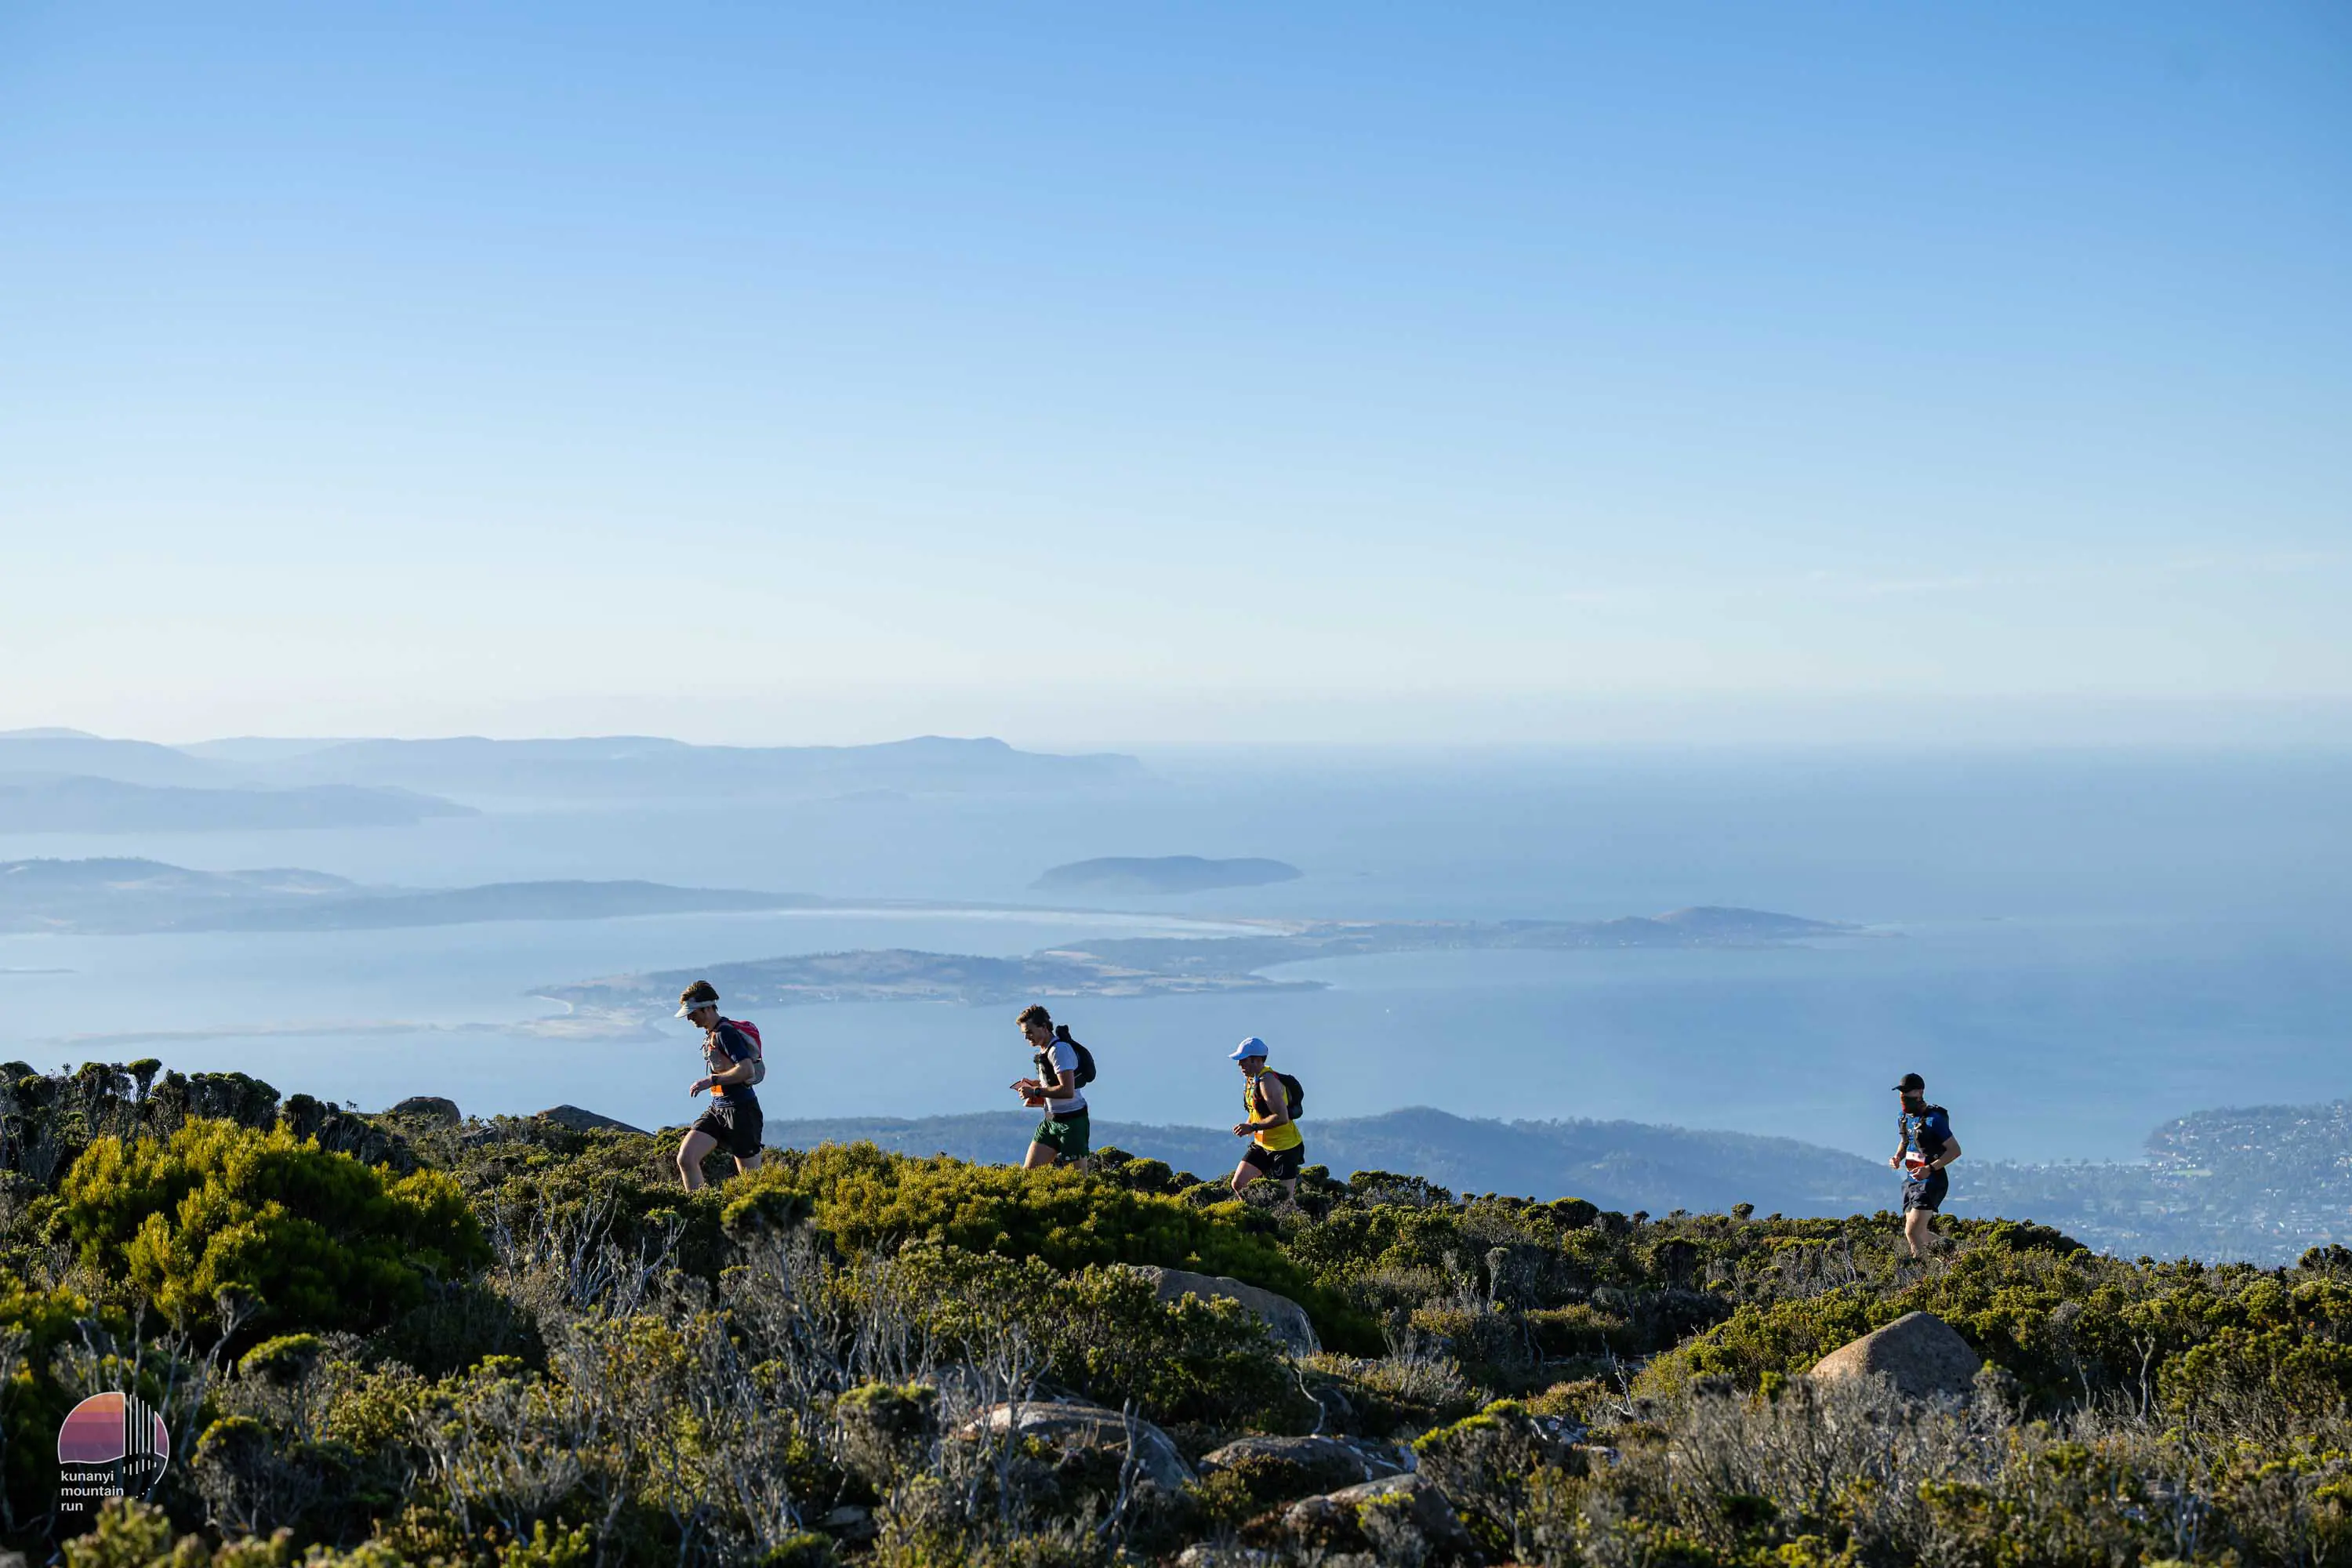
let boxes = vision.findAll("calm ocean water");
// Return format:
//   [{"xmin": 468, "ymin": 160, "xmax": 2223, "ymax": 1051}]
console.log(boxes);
[{"xmin": 3, "ymin": 746, "xmax": 2346, "ymax": 1163}]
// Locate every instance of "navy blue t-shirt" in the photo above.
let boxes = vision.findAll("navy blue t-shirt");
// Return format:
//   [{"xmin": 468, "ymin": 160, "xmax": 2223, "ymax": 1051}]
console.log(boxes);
[
  {"xmin": 1899, "ymin": 1104, "xmax": 1952, "ymax": 1164},
  {"xmin": 702, "ymin": 1021, "xmax": 760, "ymax": 1106}
]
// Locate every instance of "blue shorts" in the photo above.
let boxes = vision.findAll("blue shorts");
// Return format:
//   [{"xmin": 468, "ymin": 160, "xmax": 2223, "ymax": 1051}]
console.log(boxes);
[{"xmin": 1903, "ymin": 1167, "xmax": 1948, "ymax": 1213}]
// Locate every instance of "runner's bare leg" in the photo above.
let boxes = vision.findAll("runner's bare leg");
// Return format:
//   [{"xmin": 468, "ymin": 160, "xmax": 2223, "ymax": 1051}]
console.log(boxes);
[{"xmin": 677, "ymin": 1128, "xmax": 718, "ymax": 1192}]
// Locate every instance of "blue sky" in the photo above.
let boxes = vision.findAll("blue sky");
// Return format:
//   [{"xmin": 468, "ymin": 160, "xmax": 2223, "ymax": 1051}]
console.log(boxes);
[{"xmin": 2, "ymin": 2, "xmax": 2347, "ymax": 745}]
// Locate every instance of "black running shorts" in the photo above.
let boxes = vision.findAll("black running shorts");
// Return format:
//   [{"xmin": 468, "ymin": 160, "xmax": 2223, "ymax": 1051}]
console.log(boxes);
[
  {"xmin": 692, "ymin": 1094, "xmax": 764, "ymax": 1160},
  {"xmin": 1240, "ymin": 1142, "xmax": 1305, "ymax": 1181}
]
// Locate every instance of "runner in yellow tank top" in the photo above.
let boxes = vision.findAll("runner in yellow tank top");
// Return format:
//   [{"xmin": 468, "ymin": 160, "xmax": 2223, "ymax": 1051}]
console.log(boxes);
[
  {"xmin": 1228, "ymin": 1036, "xmax": 1305, "ymax": 1199},
  {"xmin": 1243, "ymin": 1077, "xmax": 1304, "ymax": 1152}
]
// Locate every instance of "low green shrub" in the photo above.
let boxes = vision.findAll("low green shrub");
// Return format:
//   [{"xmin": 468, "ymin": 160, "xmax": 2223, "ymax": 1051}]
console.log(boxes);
[
  {"xmin": 890, "ymin": 1246, "xmax": 1316, "ymax": 1432},
  {"xmin": 60, "ymin": 1117, "xmax": 488, "ymax": 1336},
  {"xmin": 738, "ymin": 1144, "xmax": 1378, "ymax": 1351}
]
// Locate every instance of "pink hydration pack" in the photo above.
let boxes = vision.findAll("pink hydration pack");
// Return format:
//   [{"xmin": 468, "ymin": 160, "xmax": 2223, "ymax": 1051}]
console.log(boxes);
[{"xmin": 722, "ymin": 1018, "xmax": 767, "ymax": 1086}]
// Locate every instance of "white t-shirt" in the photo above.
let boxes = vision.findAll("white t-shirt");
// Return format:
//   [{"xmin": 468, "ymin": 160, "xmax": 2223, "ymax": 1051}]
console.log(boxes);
[{"xmin": 1043, "ymin": 1039, "xmax": 1087, "ymax": 1116}]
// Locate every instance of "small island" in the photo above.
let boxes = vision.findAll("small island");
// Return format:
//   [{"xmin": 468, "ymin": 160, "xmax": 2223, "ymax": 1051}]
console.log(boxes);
[{"xmin": 1032, "ymin": 855, "xmax": 1303, "ymax": 895}]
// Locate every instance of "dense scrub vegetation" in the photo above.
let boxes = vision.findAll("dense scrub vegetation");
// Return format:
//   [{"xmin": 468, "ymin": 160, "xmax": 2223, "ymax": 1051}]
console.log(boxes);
[{"xmin": 3, "ymin": 1059, "xmax": 2348, "ymax": 1566}]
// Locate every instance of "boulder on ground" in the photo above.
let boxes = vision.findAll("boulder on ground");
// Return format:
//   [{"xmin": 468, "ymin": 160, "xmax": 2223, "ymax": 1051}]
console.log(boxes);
[
  {"xmin": 963, "ymin": 1399, "xmax": 1192, "ymax": 1491},
  {"xmin": 815, "ymin": 1504, "xmax": 876, "ymax": 1542},
  {"xmin": 1125, "ymin": 1265, "xmax": 1320, "ymax": 1356},
  {"xmin": 1809, "ymin": 1310, "xmax": 1981, "ymax": 1402},
  {"xmin": 534, "ymin": 1104, "xmax": 646, "ymax": 1134},
  {"xmin": 1174, "ymin": 1548, "xmax": 1269, "ymax": 1568},
  {"xmin": 387, "ymin": 1094, "xmax": 461, "ymax": 1123},
  {"xmin": 1198, "ymin": 1434, "xmax": 1404, "ymax": 1498},
  {"xmin": 1244, "ymin": 1472, "xmax": 1474, "ymax": 1564}
]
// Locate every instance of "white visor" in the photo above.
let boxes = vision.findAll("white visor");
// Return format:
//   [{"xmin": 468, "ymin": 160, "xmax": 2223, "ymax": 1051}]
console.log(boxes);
[{"xmin": 676, "ymin": 998, "xmax": 718, "ymax": 1017}]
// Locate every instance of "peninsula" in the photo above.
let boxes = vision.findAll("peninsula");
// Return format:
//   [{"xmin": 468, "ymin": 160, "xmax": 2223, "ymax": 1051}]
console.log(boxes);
[{"xmin": 535, "ymin": 905, "xmax": 1857, "ymax": 1025}]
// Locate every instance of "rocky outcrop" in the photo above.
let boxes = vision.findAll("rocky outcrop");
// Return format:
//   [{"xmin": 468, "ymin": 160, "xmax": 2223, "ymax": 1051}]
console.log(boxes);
[
  {"xmin": 387, "ymin": 1095, "xmax": 461, "ymax": 1123},
  {"xmin": 963, "ymin": 1399, "xmax": 1192, "ymax": 1491},
  {"xmin": 534, "ymin": 1104, "xmax": 646, "ymax": 1134},
  {"xmin": 1126, "ymin": 1265, "xmax": 1320, "ymax": 1356},
  {"xmin": 1198, "ymin": 1434, "xmax": 1405, "ymax": 1497},
  {"xmin": 1809, "ymin": 1310, "xmax": 1981, "ymax": 1402},
  {"xmin": 1242, "ymin": 1472, "xmax": 1474, "ymax": 1563}
]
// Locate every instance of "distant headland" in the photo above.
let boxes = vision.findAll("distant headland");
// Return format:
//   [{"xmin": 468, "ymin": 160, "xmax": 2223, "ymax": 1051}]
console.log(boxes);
[{"xmin": 534, "ymin": 905, "xmax": 1860, "ymax": 1026}]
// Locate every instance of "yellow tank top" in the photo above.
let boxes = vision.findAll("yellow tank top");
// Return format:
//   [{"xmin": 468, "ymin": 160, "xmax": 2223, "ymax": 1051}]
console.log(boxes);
[{"xmin": 1246, "ymin": 1073, "xmax": 1303, "ymax": 1151}]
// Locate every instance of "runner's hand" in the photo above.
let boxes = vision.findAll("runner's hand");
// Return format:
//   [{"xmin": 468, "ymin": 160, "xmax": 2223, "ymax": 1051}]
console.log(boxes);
[
  {"xmin": 1888, "ymin": 1156, "xmax": 1901, "ymax": 1170},
  {"xmin": 691, "ymin": 1077, "xmax": 711, "ymax": 1096},
  {"xmin": 1232, "ymin": 1123, "xmax": 1253, "ymax": 1138}
]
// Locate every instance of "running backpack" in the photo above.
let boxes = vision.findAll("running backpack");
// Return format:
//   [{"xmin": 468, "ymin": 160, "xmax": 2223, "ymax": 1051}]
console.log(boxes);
[
  {"xmin": 1259, "ymin": 1072, "xmax": 1304, "ymax": 1118},
  {"xmin": 1899, "ymin": 1104, "xmax": 1947, "ymax": 1166},
  {"xmin": 1054, "ymin": 1024, "xmax": 1098, "ymax": 1088},
  {"xmin": 721, "ymin": 1018, "xmax": 767, "ymax": 1087}
]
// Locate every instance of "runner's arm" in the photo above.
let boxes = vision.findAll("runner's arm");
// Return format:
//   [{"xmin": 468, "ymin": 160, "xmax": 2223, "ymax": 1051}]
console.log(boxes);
[
  {"xmin": 1036, "ymin": 1044, "xmax": 1087, "ymax": 1098},
  {"xmin": 1926, "ymin": 1137, "xmax": 1961, "ymax": 1171},
  {"xmin": 1243, "ymin": 1080, "xmax": 1290, "ymax": 1134},
  {"xmin": 700, "ymin": 1028, "xmax": 757, "ymax": 1089}
]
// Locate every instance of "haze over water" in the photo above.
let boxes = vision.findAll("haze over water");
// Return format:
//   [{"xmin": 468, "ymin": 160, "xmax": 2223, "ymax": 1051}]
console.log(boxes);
[{"xmin": 3, "ymin": 744, "xmax": 2343, "ymax": 1167}]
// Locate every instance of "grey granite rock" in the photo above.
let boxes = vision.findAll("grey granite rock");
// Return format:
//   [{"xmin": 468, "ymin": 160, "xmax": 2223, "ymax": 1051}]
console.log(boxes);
[
  {"xmin": 964, "ymin": 1399, "xmax": 1192, "ymax": 1491},
  {"xmin": 1809, "ymin": 1310, "xmax": 1982, "ymax": 1402},
  {"xmin": 1126, "ymin": 1265, "xmax": 1320, "ymax": 1356}
]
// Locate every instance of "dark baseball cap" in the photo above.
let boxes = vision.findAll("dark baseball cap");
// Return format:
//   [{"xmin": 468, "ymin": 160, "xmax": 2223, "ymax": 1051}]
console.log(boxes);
[{"xmin": 1892, "ymin": 1073, "xmax": 1926, "ymax": 1093}]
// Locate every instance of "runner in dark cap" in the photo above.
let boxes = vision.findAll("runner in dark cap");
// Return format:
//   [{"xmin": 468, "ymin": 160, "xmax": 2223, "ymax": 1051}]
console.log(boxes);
[{"xmin": 1888, "ymin": 1072, "xmax": 1962, "ymax": 1259}]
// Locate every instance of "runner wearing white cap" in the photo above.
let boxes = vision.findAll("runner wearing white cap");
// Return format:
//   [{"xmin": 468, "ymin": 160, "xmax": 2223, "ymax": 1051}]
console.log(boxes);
[{"xmin": 673, "ymin": 979, "xmax": 764, "ymax": 1190}]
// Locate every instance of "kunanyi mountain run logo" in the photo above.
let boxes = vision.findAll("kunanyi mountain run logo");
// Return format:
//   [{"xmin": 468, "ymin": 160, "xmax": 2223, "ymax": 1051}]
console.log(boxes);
[{"xmin": 56, "ymin": 1391, "xmax": 170, "ymax": 1515}]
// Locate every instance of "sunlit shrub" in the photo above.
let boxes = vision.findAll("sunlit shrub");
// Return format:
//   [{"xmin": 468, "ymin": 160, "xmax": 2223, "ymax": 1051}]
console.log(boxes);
[
  {"xmin": 735, "ymin": 1144, "xmax": 1379, "ymax": 1352},
  {"xmin": 890, "ymin": 1246, "xmax": 1316, "ymax": 1432},
  {"xmin": 60, "ymin": 1117, "xmax": 488, "ymax": 1335}
]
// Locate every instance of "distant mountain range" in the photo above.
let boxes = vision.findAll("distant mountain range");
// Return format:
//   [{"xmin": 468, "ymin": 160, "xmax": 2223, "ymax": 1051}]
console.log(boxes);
[
  {"xmin": 0, "ymin": 730, "xmax": 230, "ymax": 789},
  {"xmin": 0, "ymin": 857, "xmax": 826, "ymax": 935},
  {"xmin": 0, "ymin": 730, "xmax": 1142, "ymax": 829},
  {"xmin": 760, "ymin": 1106, "xmax": 1888, "ymax": 1218},
  {"xmin": 0, "ymin": 774, "xmax": 474, "ymax": 833},
  {"xmin": 1033, "ymin": 855, "xmax": 1304, "ymax": 895},
  {"xmin": 240, "ymin": 734, "xmax": 1142, "ymax": 799},
  {"xmin": 749, "ymin": 1099, "xmax": 2351, "ymax": 1263}
]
